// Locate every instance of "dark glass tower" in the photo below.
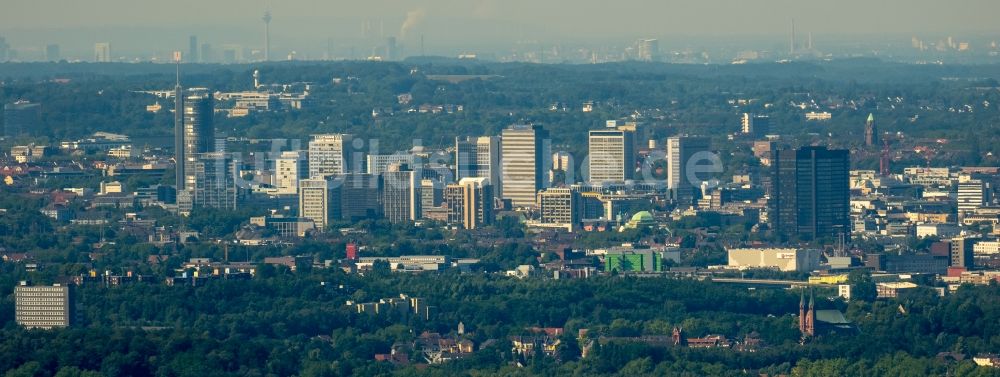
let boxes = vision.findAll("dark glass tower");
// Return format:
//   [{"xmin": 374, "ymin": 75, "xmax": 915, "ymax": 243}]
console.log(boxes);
[
  {"xmin": 769, "ymin": 146, "xmax": 850, "ymax": 240},
  {"xmin": 183, "ymin": 93, "xmax": 214, "ymax": 190},
  {"xmin": 176, "ymin": 92, "xmax": 214, "ymax": 213}
]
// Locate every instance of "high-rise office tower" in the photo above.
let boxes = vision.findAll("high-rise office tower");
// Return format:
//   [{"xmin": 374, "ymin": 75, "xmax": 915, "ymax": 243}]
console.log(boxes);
[
  {"xmin": 382, "ymin": 163, "xmax": 421, "ymax": 223},
  {"xmin": 299, "ymin": 178, "xmax": 341, "ymax": 231},
  {"xmin": 176, "ymin": 93, "xmax": 214, "ymax": 213},
  {"xmin": 15, "ymin": 282, "xmax": 74, "ymax": 329},
  {"xmin": 200, "ymin": 43, "xmax": 212, "ymax": 63},
  {"xmin": 275, "ymin": 151, "xmax": 308, "ymax": 195},
  {"xmin": 94, "ymin": 42, "xmax": 111, "ymax": 62},
  {"xmin": 191, "ymin": 152, "xmax": 238, "ymax": 210},
  {"xmin": 444, "ymin": 184, "xmax": 463, "ymax": 225},
  {"xmin": 957, "ymin": 178, "xmax": 986, "ymax": 219},
  {"xmin": 637, "ymin": 39, "xmax": 659, "ymax": 61},
  {"xmin": 741, "ymin": 113, "xmax": 770, "ymax": 138},
  {"xmin": 455, "ymin": 136, "xmax": 478, "ymax": 180},
  {"xmin": 339, "ymin": 173, "xmax": 382, "ymax": 221},
  {"xmin": 182, "ymin": 94, "xmax": 214, "ymax": 184},
  {"xmin": 3, "ymin": 100, "xmax": 40, "ymax": 137},
  {"xmin": 45, "ymin": 44, "xmax": 60, "ymax": 61},
  {"xmin": 588, "ymin": 127, "xmax": 635, "ymax": 183},
  {"xmin": 308, "ymin": 134, "xmax": 353, "ymax": 178},
  {"xmin": 420, "ymin": 179, "xmax": 444, "ymax": 211},
  {"xmin": 538, "ymin": 188, "xmax": 580, "ymax": 231},
  {"xmin": 950, "ymin": 237, "xmax": 978, "ymax": 269},
  {"xmin": 501, "ymin": 125, "xmax": 550, "ymax": 208},
  {"xmin": 455, "ymin": 136, "xmax": 502, "ymax": 199},
  {"xmin": 366, "ymin": 154, "xmax": 414, "ymax": 175},
  {"xmin": 768, "ymin": 146, "xmax": 850, "ymax": 240},
  {"xmin": 189, "ymin": 36, "xmax": 199, "ymax": 63},
  {"xmin": 553, "ymin": 151, "xmax": 573, "ymax": 172},
  {"xmin": 864, "ymin": 113, "xmax": 878, "ymax": 147},
  {"xmin": 666, "ymin": 136, "xmax": 711, "ymax": 205},
  {"xmin": 386, "ymin": 37, "xmax": 398, "ymax": 60},
  {"xmin": 445, "ymin": 177, "xmax": 494, "ymax": 229},
  {"xmin": 476, "ymin": 136, "xmax": 504, "ymax": 198}
]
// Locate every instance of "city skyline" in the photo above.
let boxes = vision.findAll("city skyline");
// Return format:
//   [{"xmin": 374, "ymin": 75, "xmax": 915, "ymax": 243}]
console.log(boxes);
[
  {"xmin": 1, "ymin": 0, "xmax": 1000, "ymax": 62},
  {"xmin": 2, "ymin": 3, "xmax": 1000, "ymax": 374}
]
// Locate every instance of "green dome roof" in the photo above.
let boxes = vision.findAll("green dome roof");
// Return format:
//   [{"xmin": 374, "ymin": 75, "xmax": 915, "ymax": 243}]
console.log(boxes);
[{"xmin": 630, "ymin": 211, "xmax": 654, "ymax": 222}]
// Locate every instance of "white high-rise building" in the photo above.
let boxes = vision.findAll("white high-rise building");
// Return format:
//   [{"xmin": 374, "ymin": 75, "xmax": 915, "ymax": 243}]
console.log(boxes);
[
  {"xmin": 366, "ymin": 154, "xmax": 414, "ymax": 175},
  {"xmin": 274, "ymin": 151, "xmax": 307, "ymax": 195},
  {"xmin": 957, "ymin": 178, "xmax": 986, "ymax": 219},
  {"xmin": 94, "ymin": 42, "xmax": 111, "ymax": 62},
  {"xmin": 637, "ymin": 39, "xmax": 659, "ymax": 61},
  {"xmin": 588, "ymin": 128, "xmax": 635, "ymax": 183},
  {"xmin": 445, "ymin": 177, "xmax": 494, "ymax": 229},
  {"xmin": 667, "ymin": 136, "xmax": 711, "ymax": 205},
  {"xmin": 308, "ymin": 134, "xmax": 353, "ymax": 178},
  {"xmin": 501, "ymin": 125, "xmax": 550, "ymax": 208},
  {"xmin": 299, "ymin": 178, "xmax": 340, "ymax": 231},
  {"xmin": 537, "ymin": 187, "xmax": 580, "ymax": 232}
]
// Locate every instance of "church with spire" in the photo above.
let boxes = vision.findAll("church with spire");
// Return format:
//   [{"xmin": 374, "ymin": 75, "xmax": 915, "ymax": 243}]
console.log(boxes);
[
  {"xmin": 799, "ymin": 289, "xmax": 856, "ymax": 341},
  {"xmin": 799, "ymin": 290, "xmax": 815, "ymax": 338}
]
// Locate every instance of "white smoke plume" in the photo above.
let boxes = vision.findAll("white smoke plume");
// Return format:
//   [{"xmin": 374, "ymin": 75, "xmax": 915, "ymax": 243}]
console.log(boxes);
[{"xmin": 399, "ymin": 8, "xmax": 426, "ymax": 39}]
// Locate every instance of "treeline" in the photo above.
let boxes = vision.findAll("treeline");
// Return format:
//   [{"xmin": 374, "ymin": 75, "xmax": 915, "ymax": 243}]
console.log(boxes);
[{"xmin": 1, "ymin": 268, "xmax": 999, "ymax": 376}]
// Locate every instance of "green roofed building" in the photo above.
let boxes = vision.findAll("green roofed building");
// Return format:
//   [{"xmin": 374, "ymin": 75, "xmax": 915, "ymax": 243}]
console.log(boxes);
[{"xmin": 605, "ymin": 248, "xmax": 663, "ymax": 273}]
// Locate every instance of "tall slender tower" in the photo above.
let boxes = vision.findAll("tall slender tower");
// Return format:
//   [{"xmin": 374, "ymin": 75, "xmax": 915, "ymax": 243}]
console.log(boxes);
[
  {"xmin": 798, "ymin": 291, "xmax": 805, "ymax": 333},
  {"xmin": 865, "ymin": 113, "xmax": 877, "ymax": 147},
  {"xmin": 805, "ymin": 291, "xmax": 815, "ymax": 336},
  {"xmin": 262, "ymin": 10, "xmax": 272, "ymax": 61},
  {"xmin": 173, "ymin": 61, "xmax": 184, "ymax": 190},
  {"xmin": 790, "ymin": 19, "xmax": 796, "ymax": 55}
]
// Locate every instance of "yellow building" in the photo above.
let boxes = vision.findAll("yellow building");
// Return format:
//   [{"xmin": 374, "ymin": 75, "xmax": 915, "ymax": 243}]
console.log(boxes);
[{"xmin": 808, "ymin": 274, "xmax": 849, "ymax": 285}]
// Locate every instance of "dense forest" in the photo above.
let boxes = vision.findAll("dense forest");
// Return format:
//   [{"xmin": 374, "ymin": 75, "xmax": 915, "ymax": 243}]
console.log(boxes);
[{"xmin": 1, "ymin": 265, "xmax": 999, "ymax": 376}]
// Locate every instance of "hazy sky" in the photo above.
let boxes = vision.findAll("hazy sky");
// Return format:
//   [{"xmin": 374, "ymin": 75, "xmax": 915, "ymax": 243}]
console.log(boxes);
[{"xmin": 2, "ymin": 0, "xmax": 999, "ymax": 58}]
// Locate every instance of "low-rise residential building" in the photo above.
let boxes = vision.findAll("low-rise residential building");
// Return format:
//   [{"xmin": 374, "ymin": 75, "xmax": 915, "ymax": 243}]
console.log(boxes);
[
  {"xmin": 354, "ymin": 255, "xmax": 477, "ymax": 273},
  {"xmin": 347, "ymin": 294, "xmax": 434, "ymax": 320},
  {"xmin": 249, "ymin": 216, "xmax": 315, "ymax": 237}
]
